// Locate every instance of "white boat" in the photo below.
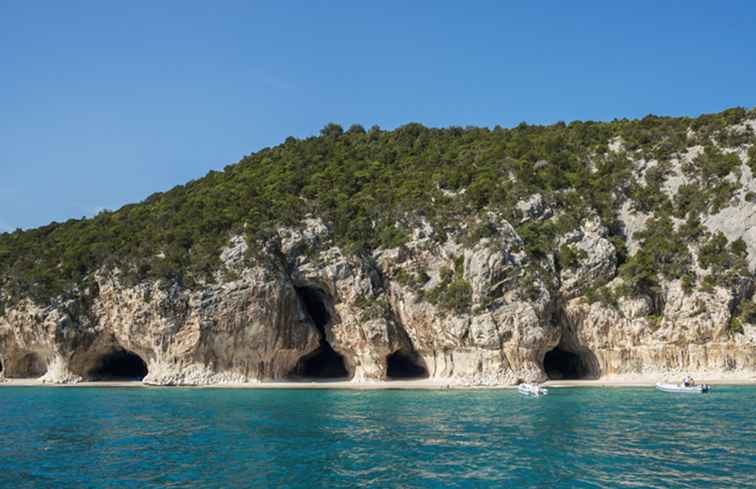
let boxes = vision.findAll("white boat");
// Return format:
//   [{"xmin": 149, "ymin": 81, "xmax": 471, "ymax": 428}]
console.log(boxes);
[
  {"xmin": 518, "ymin": 383, "xmax": 548, "ymax": 396},
  {"xmin": 655, "ymin": 382, "xmax": 710, "ymax": 394}
]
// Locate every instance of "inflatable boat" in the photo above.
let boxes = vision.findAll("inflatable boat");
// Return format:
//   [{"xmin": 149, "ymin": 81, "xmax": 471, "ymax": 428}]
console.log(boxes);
[
  {"xmin": 655, "ymin": 382, "xmax": 710, "ymax": 394},
  {"xmin": 518, "ymin": 383, "xmax": 549, "ymax": 396}
]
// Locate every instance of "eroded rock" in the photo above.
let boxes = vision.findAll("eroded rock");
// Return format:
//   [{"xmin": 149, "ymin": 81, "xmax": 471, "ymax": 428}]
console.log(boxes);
[{"xmin": 1, "ymin": 212, "xmax": 754, "ymax": 386}]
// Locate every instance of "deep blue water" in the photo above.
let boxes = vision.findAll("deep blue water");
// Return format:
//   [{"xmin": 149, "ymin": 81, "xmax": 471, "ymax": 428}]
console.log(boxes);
[{"xmin": 0, "ymin": 386, "xmax": 754, "ymax": 488}]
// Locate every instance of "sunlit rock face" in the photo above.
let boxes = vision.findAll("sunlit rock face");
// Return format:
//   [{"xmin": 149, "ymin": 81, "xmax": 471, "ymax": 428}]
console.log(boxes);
[
  {"xmin": 0, "ymin": 256, "xmax": 322, "ymax": 386},
  {"xmin": 2, "ymin": 209, "xmax": 754, "ymax": 386}
]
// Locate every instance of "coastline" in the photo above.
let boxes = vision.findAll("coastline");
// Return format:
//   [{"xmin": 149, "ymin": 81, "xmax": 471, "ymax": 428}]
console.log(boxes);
[{"xmin": 2, "ymin": 372, "xmax": 755, "ymax": 390}]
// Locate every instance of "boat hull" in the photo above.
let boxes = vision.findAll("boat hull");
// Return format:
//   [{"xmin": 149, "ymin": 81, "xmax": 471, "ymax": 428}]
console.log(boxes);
[
  {"xmin": 655, "ymin": 383, "xmax": 710, "ymax": 394},
  {"xmin": 518, "ymin": 384, "xmax": 548, "ymax": 396}
]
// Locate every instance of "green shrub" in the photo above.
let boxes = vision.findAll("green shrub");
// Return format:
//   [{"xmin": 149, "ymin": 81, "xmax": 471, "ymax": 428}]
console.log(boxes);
[
  {"xmin": 747, "ymin": 145, "xmax": 756, "ymax": 175},
  {"xmin": 426, "ymin": 262, "xmax": 473, "ymax": 314},
  {"xmin": 377, "ymin": 224, "xmax": 409, "ymax": 249},
  {"xmin": 678, "ymin": 214, "xmax": 707, "ymax": 243},
  {"xmin": 678, "ymin": 145, "xmax": 742, "ymax": 214},
  {"xmin": 629, "ymin": 162, "xmax": 673, "ymax": 213},
  {"xmin": 558, "ymin": 244, "xmax": 587, "ymax": 270},
  {"xmin": 729, "ymin": 317, "xmax": 745, "ymax": 334},
  {"xmin": 516, "ymin": 220, "xmax": 558, "ymax": 259},
  {"xmin": 584, "ymin": 286, "xmax": 617, "ymax": 307},
  {"xmin": 698, "ymin": 232, "xmax": 749, "ymax": 286},
  {"xmin": 1, "ymin": 108, "xmax": 753, "ymax": 307},
  {"xmin": 618, "ymin": 214, "xmax": 702, "ymax": 303},
  {"xmin": 737, "ymin": 299, "xmax": 756, "ymax": 324}
]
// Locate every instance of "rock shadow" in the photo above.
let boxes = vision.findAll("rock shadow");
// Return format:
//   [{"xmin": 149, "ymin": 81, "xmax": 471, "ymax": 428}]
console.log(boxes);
[
  {"xmin": 7, "ymin": 352, "xmax": 47, "ymax": 378},
  {"xmin": 386, "ymin": 350, "xmax": 428, "ymax": 380},
  {"xmin": 289, "ymin": 286, "xmax": 351, "ymax": 380},
  {"xmin": 544, "ymin": 345, "xmax": 599, "ymax": 380},
  {"xmin": 88, "ymin": 348, "xmax": 148, "ymax": 381}
]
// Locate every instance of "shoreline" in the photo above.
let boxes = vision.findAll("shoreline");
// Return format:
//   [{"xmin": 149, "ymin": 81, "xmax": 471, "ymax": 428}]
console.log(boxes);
[{"xmin": 2, "ymin": 374, "xmax": 755, "ymax": 390}]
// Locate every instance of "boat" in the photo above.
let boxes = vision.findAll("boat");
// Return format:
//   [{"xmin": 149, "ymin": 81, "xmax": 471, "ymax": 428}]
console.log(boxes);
[
  {"xmin": 655, "ymin": 382, "xmax": 710, "ymax": 394},
  {"xmin": 518, "ymin": 383, "xmax": 548, "ymax": 396}
]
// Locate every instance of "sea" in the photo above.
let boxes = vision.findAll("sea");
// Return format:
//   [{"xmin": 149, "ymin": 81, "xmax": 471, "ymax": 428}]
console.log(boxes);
[{"xmin": 0, "ymin": 386, "xmax": 754, "ymax": 488}]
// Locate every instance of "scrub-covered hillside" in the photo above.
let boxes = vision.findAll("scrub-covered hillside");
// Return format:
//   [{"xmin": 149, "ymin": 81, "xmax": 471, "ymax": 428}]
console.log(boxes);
[{"xmin": 1, "ymin": 108, "xmax": 755, "ymax": 385}]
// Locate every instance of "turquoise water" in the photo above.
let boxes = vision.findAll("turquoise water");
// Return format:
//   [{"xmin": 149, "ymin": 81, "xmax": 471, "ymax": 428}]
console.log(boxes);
[{"xmin": 0, "ymin": 387, "xmax": 754, "ymax": 488}]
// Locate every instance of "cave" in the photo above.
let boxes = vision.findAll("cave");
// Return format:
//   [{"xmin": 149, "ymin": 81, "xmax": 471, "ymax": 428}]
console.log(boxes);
[
  {"xmin": 290, "ymin": 286, "xmax": 350, "ymax": 380},
  {"xmin": 14, "ymin": 352, "xmax": 46, "ymax": 378},
  {"xmin": 297, "ymin": 286, "xmax": 331, "ymax": 328},
  {"xmin": 386, "ymin": 350, "xmax": 428, "ymax": 380},
  {"xmin": 89, "ymin": 348, "xmax": 148, "ymax": 381},
  {"xmin": 544, "ymin": 346, "xmax": 596, "ymax": 380},
  {"xmin": 0, "ymin": 357, "xmax": 3, "ymax": 374}
]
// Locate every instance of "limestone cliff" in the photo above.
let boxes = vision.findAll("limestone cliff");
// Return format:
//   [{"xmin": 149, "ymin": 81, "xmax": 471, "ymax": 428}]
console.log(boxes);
[
  {"xmin": 1, "ymin": 211, "xmax": 753, "ymax": 385},
  {"xmin": 1, "ymin": 111, "xmax": 756, "ymax": 385}
]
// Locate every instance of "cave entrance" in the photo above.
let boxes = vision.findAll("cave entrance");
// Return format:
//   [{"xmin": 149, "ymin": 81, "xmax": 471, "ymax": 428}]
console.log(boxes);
[
  {"xmin": 89, "ymin": 348, "xmax": 148, "ymax": 381},
  {"xmin": 386, "ymin": 350, "xmax": 428, "ymax": 380},
  {"xmin": 15, "ymin": 352, "xmax": 46, "ymax": 378},
  {"xmin": 544, "ymin": 346, "xmax": 595, "ymax": 380},
  {"xmin": 291, "ymin": 286, "xmax": 350, "ymax": 380}
]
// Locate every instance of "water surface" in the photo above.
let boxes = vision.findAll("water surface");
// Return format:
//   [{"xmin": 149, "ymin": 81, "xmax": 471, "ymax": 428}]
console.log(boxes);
[{"xmin": 1, "ymin": 386, "xmax": 754, "ymax": 488}]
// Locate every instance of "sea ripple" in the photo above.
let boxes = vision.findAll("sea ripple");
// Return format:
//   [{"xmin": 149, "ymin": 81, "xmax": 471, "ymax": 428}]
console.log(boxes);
[{"xmin": 0, "ymin": 386, "xmax": 754, "ymax": 488}]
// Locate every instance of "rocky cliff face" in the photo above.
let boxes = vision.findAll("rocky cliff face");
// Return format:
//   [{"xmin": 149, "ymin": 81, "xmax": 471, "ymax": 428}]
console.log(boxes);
[
  {"xmin": 1, "ymin": 209, "xmax": 754, "ymax": 385},
  {"xmin": 2, "ymin": 113, "xmax": 756, "ymax": 386}
]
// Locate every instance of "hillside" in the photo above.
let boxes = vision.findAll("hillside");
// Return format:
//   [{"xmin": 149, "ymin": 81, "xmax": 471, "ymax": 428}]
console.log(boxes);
[{"xmin": 1, "ymin": 108, "xmax": 755, "ymax": 385}]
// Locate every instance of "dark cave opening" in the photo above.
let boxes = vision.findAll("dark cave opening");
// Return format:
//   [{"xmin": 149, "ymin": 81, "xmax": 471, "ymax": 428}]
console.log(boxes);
[
  {"xmin": 291, "ymin": 286, "xmax": 350, "ymax": 380},
  {"xmin": 297, "ymin": 286, "xmax": 331, "ymax": 330},
  {"xmin": 89, "ymin": 348, "xmax": 148, "ymax": 381},
  {"xmin": 294, "ymin": 345, "xmax": 350, "ymax": 380},
  {"xmin": 386, "ymin": 350, "xmax": 428, "ymax": 380},
  {"xmin": 544, "ymin": 346, "xmax": 595, "ymax": 380}
]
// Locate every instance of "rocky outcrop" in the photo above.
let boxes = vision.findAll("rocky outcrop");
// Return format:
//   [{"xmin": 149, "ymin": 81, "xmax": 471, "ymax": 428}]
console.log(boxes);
[
  {"xmin": 558, "ymin": 217, "xmax": 617, "ymax": 298},
  {"xmin": 561, "ymin": 281, "xmax": 755, "ymax": 376},
  {"xmin": 0, "ymin": 257, "xmax": 322, "ymax": 385},
  {"xmin": 0, "ymin": 210, "xmax": 756, "ymax": 385},
  {"xmin": 2, "ymin": 209, "xmax": 753, "ymax": 386}
]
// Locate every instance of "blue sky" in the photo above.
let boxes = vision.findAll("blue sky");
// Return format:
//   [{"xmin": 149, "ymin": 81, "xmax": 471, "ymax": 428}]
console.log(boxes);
[{"xmin": 1, "ymin": 1, "xmax": 755, "ymax": 231}]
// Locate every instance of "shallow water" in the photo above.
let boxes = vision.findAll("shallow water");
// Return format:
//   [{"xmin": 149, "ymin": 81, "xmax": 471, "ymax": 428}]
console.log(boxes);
[{"xmin": 0, "ymin": 386, "xmax": 754, "ymax": 488}]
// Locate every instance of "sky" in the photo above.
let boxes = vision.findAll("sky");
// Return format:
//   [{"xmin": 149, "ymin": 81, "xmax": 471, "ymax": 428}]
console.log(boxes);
[{"xmin": 1, "ymin": 1, "xmax": 755, "ymax": 231}]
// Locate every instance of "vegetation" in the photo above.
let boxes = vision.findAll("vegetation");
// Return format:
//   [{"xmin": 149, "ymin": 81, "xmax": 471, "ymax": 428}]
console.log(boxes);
[
  {"xmin": 0, "ymin": 108, "xmax": 754, "ymax": 308},
  {"xmin": 584, "ymin": 285, "xmax": 618, "ymax": 307},
  {"xmin": 677, "ymin": 145, "xmax": 742, "ymax": 215},
  {"xmin": 728, "ymin": 295, "xmax": 754, "ymax": 334},
  {"xmin": 748, "ymin": 144, "xmax": 756, "ymax": 175},
  {"xmin": 735, "ymin": 299, "xmax": 756, "ymax": 325},
  {"xmin": 558, "ymin": 244, "xmax": 588, "ymax": 271},
  {"xmin": 619, "ymin": 216, "xmax": 693, "ymax": 297},
  {"xmin": 425, "ymin": 257, "xmax": 473, "ymax": 314},
  {"xmin": 697, "ymin": 233, "xmax": 750, "ymax": 287}
]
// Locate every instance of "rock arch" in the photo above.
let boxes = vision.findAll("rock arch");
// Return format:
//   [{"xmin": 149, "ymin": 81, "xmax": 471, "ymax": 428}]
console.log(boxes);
[
  {"xmin": 543, "ymin": 345, "xmax": 599, "ymax": 380},
  {"xmin": 386, "ymin": 350, "xmax": 428, "ymax": 380},
  {"xmin": 86, "ymin": 347, "xmax": 148, "ymax": 381},
  {"xmin": 289, "ymin": 285, "xmax": 351, "ymax": 380}
]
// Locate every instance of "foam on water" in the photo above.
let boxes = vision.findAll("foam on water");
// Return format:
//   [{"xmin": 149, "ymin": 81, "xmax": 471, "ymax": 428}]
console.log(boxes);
[{"xmin": 0, "ymin": 386, "xmax": 754, "ymax": 488}]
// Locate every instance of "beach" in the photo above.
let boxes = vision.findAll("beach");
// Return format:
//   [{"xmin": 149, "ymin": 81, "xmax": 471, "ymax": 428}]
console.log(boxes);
[{"xmin": 2, "ymin": 372, "xmax": 755, "ymax": 389}]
